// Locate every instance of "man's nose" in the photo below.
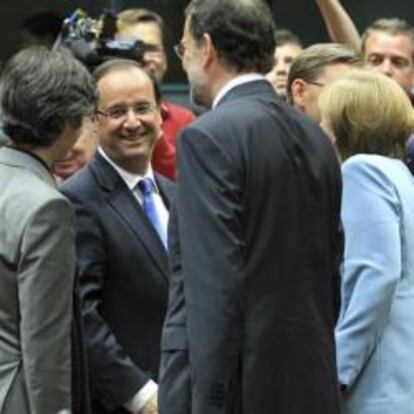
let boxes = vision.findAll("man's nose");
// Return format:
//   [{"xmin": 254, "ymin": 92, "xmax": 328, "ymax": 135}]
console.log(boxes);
[
  {"xmin": 378, "ymin": 59, "xmax": 394, "ymax": 77},
  {"xmin": 123, "ymin": 108, "xmax": 142, "ymax": 127},
  {"xmin": 276, "ymin": 61, "xmax": 288, "ymax": 74}
]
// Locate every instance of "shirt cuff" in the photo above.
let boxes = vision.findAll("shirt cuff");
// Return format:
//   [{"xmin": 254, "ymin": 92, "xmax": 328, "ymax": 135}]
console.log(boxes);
[{"xmin": 123, "ymin": 380, "xmax": 158, "ymax": 413}]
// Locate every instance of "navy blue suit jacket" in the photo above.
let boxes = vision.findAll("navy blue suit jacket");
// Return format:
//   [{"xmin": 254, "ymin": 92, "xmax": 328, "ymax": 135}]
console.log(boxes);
[
  {"xmin": 62, "ymin": 152, "xmax": 173, "ymax": 413},
  {"xmin": 159, "ymin": 80, "xmax": 342, "ymax": 414}
]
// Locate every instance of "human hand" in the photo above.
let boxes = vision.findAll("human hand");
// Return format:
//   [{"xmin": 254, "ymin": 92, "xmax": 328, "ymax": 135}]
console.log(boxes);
[{"xmin": 140, "ymin": 391, "xmax": 158, "ymax": 414}]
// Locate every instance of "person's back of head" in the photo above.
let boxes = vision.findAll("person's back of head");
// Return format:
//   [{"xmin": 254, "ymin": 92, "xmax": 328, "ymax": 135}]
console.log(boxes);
[
  {"xmin": 0, "ymin": 46, "xmax": 96, "ymax": 150},
  {"xmin": 185, "ymin": 0, "xmax": 276, "ymax": 75},
  {"xmin": 319, "ymin": 69, "xmax": 414, "ymax": 161}
]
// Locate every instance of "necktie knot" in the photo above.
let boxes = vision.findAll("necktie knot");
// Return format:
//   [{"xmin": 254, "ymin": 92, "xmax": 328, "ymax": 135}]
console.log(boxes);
[{"xmin": 138, "ymin": 177, "xmax": 155, "ymax": 197}]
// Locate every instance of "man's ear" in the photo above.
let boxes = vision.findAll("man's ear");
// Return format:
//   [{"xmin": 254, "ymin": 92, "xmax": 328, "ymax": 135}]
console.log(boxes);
[
  {"xmin": 290, "ymin": 78, "xmax": 308, "ymax": 111},
  {"xmin": 91, "ymin": 113, "xmax": 100, "ymax": 135},
  {"xmin": 200, "ymin": 33, "xmax": 216, "ymax": 69}
]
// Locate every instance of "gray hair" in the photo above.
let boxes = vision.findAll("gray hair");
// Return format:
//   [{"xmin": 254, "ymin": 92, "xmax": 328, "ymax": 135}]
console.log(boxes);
[
  {"xmin": 0, "ymin": 46, "xmax": 97, "ymax": 148},
  {"xmin": 287, "ymin": 43, "xmax": 362, "ymax": 104},
  {"xmin": 361, "ymin": 18, "xmax": 414, "ymax": 62}
]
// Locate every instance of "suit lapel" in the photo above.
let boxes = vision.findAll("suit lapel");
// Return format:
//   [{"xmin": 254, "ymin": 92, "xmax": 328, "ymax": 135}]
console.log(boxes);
[{"xmin": 91, "ymin": 153, "xmax": 170, "ymax": 279}]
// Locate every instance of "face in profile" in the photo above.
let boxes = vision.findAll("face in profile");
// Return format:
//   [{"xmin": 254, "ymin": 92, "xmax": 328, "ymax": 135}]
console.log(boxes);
[
  {"xmin": 116, "ymin": 21, "xmax": 167, "ymax": 83},
  {"xmin": 95, "ymin": 67, "xmax": 162, "ymax": 174},
  {"xmin": 266, "ymin": 43, "xmax": 303, "ymax": 99},
  {"xmin": 292, "ymin": 62, "xmax": 353, "ymax": 123},
  {"xmin": 364, "ymin": 30, "xmax": 414, "ymax": 94},
  {"xmin": 179, "ymin": 16, "xmax": 212, "ymax": 108},
  {"xmin": 52, "ymin": 118, "xmax": 96, "ymax": 179}
]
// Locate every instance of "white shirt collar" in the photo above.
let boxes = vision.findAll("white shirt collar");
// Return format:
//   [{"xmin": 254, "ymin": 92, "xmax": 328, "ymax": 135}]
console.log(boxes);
[
  {"xmin": 98, "ymin": 147, "xmax": 155, "ymax": 191},
  {"xmin": 212, "ymin": 73, "xmax": 266, "ymax": 108}
]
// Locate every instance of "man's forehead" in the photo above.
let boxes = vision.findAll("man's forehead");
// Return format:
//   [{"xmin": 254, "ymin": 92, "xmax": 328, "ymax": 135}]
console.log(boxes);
[
  {"xmin": 118, "ymin": 21, "xmax": 163, "ymax": 45},
  {"xmin": 365, "ymin": 30, "xmax": 414, "ymax": 59},
  {"xmin": 275, "ymin": 43, "xmax": 303, "ymax": 58}
]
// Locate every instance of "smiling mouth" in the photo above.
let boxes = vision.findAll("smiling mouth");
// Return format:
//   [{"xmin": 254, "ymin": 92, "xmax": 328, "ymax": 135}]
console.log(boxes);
[{"xmin": 120, "ymin": 133, "xmax": 148, "ymax": 143}]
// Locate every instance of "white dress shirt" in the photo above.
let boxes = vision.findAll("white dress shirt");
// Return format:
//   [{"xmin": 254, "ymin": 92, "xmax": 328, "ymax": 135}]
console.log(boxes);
[{"xmin": 212, "ymin": 73, "xmax": 266, "ymax": 108}]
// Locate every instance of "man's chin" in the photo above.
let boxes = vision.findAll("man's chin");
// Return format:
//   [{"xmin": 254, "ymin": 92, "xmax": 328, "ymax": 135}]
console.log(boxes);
[{"xmin": 53, "ymin": 162, "xmax": 78, "ymax": 179}]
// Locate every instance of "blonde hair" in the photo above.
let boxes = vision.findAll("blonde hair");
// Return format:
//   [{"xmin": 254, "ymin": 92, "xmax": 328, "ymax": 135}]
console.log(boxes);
[{"xmin": 319, "ymin": 70, "xmax": 414, "ymax": 160}]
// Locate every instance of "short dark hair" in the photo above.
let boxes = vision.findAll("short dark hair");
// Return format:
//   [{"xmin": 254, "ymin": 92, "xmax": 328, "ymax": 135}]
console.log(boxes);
[
  {"xmin": 361, "ymin": 18, "xmax": 414, "ymax": 62},
  {"xmin": 0, "ymin": 46, "xmax": 96, "ymax": 148},
  {"xmin": 92, "ymin": 58, "xmax": 161, "ymax": 105},
  {"xmin": 117, "ymin": 8, "xmax": 164, "ymax": 30},
  {"xmin": 117, "ymin": 8, "xmax": 165, "ymax": 45},
  {"xmin": 274, "ymin": 29, "xmax": 302, "ymax": 48},
  {"xmin": 185, "ymin": 0, "xmax": 276, "ymax": 74},
  {"xmin": 287, "ymin": 43, "xmax": 363, "ymax": 104}
]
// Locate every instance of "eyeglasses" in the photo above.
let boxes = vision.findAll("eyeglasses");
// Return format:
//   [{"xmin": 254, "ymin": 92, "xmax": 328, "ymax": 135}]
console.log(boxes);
[
  {"xmin": 174, "ymin": 43, "xmax": 185, "ymax": 60},
  {"xmin": 308, "ymin": 81, "xmax": 326, "ymax": 88},
  {"xmin": 96, "ymin": 103, "xmax": 158, "ymax": 121}
]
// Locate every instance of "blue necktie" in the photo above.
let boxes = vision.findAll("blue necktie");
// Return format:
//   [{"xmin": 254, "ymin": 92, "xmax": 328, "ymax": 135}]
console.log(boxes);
[{"xmin": 137, "ymin": 177, "xmax": 168, "ymax": 249}]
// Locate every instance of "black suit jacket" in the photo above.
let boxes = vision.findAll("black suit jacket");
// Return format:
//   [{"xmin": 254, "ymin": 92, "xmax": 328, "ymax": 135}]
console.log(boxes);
[
  {"xmin": 61, "ymin": 152, "xmax": 173, "ymax": 413},
  {"xmin": 159, "ymin": 80, "xmax": 343, "ymax": 414}
]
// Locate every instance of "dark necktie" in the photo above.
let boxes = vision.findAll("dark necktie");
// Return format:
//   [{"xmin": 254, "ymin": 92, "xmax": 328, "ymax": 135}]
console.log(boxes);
[{"xmin": 137, "ymin": 177, "xmax": 168, "ymax": 249}]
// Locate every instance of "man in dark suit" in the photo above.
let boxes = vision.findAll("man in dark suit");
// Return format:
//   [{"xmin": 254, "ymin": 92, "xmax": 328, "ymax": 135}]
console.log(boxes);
[
  {"xmin": 61, "ymin": 59, "xmax": 172, "ymax": 414},
  {"xmin": 159, "ymin": 1, "xmax": 343, "ymax": 413}
]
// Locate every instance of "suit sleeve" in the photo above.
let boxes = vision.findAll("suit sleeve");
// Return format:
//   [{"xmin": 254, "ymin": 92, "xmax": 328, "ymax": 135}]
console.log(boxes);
[
  {"xmin": 64, "ymin": 192, "xmax": 149, "ymax": 411},
  {"xmin": 335, "ymin": 158, "xmax": 402, "ymax": 388},
  {"xmin": 19, "ymin": 197, "xmax": 73, "ymax": 414},
  {"xmin": 176, "ymin": 126, "xmax": 244, "ymax": 409}
]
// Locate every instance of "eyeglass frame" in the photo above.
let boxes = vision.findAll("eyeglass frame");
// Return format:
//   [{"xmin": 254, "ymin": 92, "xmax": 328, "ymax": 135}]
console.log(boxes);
[
  {"xmin": 174, "ymin": 43, "xmax": 185, "ymax": 60},
  {"xmin": 307, "ymin": 81, "xmax": 326, "ymax": 88},
  {"xmin": 95, "ymin": 102, "xmax": 159, "ymax": 121}
]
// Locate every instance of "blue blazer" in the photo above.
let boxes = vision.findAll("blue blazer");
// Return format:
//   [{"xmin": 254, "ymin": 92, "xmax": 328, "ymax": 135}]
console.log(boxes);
[{"xmin": 336, "ymin": 154, "xmax": 414, "ymax": 414}]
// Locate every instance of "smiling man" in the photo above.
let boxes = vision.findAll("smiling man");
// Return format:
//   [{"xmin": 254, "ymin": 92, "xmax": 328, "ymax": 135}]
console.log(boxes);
[{"xmin": 61, "ymin": 59, "xmax": 173, "ymax": 414}]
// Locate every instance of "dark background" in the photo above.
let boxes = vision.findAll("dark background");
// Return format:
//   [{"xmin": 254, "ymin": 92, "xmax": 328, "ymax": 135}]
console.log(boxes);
[{"xmin": 0, "ymin": 0, "xmax": 413, "ymax": 84}]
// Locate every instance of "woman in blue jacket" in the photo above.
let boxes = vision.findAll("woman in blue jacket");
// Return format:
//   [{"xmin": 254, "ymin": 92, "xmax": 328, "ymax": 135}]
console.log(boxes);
[{"xmin": 319, "ymin": 70, "xmax": 414, "ymax": 414}]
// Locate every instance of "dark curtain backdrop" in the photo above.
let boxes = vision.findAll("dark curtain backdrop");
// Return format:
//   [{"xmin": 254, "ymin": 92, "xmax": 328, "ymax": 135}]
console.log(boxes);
[{"xmin": 0, "ymin": 0, "xmax": 413, "ymax": 83}]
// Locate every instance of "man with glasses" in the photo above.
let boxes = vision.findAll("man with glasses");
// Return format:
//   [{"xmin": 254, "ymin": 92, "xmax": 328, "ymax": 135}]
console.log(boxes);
[
  {"xmin": 116, "ymin": 8, "xmax": 195, "ymax": 180},
  {"xmin": 61, "ymin": 59, "xmax": 173, "ymax": 414},
  {"xmin": 159, "ymin": 1, "xmax": 344, "ymax": 413},
  {"xmin": 287, "ymin": 43, "xmax": 362, "ymax": 123}
]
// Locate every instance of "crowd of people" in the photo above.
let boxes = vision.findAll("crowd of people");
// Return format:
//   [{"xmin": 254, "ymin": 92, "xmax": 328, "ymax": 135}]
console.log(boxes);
[{"xmin": 0, "ymin": 0, "xmax": 413, "ymax": 414}]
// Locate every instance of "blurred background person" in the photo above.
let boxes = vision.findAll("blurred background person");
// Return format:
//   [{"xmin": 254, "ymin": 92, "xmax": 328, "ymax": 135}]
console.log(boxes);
[
  {"xmin": 0, "ymin": 46, "xmax": 96, "ymax": 414},
  {"xmin": 52, "ymin": 117, "xmax": 97, "ymax": 181},
  {"xmin": 265, "ymin": 29, "xmax": 303, "ymax": 100},
  {"xmin": 319, "ymin": 70, "xmax": 414, "ymax": 414},
  {"xmin": 287, "ymin": 42, "xmax": 362, "ymax": 122},
  {"xmin": 116, "ymin": 8, "xmax": 195, "ymax": 180},
  {"xmin": 361, "ymin": 18, "xmax": 414, "ymax": 99}
]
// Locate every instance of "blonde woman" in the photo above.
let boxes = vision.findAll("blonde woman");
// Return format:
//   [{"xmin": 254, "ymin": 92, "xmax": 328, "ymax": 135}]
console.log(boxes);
[{"xmin": 319, "ymin": 70, "xmax": 414, "ymax": 414}]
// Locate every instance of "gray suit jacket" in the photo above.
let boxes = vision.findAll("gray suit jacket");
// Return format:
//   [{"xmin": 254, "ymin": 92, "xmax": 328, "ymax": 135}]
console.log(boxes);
[{"xmin": 0, "ymin": 147, "xmax": 73, "ymax": 414}]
